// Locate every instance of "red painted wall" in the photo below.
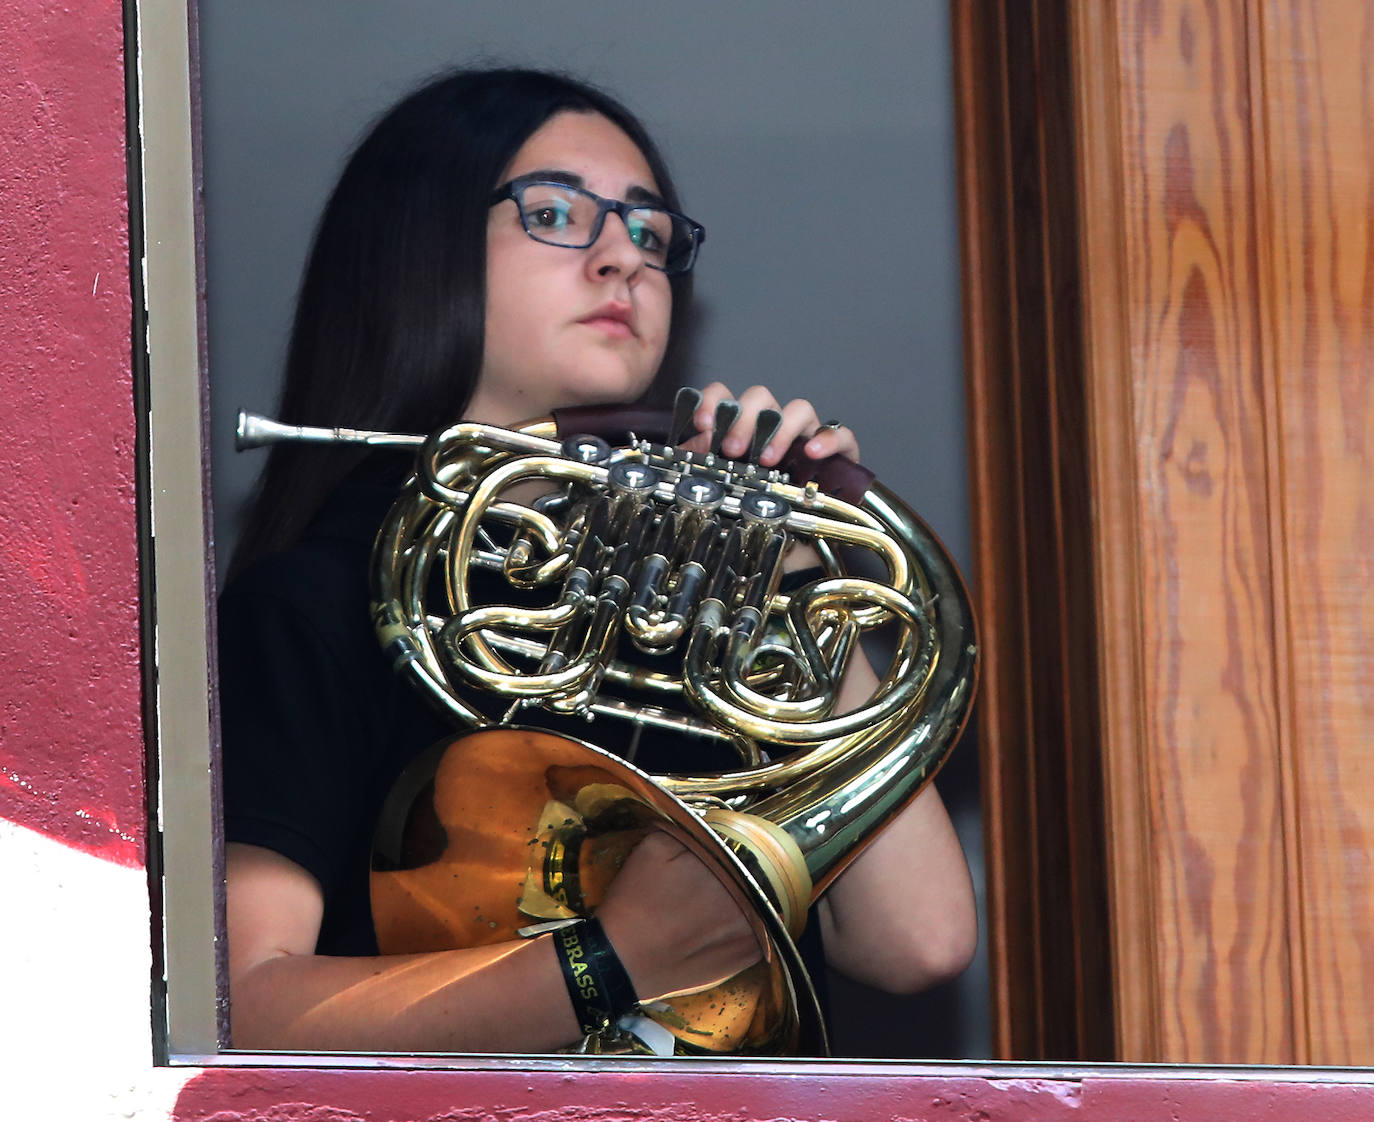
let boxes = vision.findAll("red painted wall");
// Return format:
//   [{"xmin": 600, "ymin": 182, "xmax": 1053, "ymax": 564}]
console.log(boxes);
[
  {"xmin": 168, "ymin": 1068, "xmax": 1374, "ymax": 1122},
  {"xmin": 3, "ymin": 1, "xmax": 1373, "ymax": 1118},
  {"xmin": 0, "ymin": 0, "xmax": 144, "ymax": 866}
]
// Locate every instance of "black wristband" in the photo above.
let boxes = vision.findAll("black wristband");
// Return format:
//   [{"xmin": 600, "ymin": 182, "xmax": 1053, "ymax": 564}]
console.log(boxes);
[{"xmin": 552, "ymin": 917, "xmax": 640, "ymax": 1036}]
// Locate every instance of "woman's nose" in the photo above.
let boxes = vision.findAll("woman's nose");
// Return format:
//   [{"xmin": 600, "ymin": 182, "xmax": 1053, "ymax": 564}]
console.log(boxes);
[{"xmin": 585, "ymin": 212, "xmax": 643, "ymax": 278}]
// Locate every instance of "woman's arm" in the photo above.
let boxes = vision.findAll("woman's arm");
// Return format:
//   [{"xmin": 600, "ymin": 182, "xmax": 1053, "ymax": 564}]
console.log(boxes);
[
  {"xmin": 227, "ymin": 832, "xmax": 761, "ymax": 1053},
  {"xmin": 812, "ymin": 655, "xmax": 977, "ymax": 993},
  {"xmin": 227, "ymin": 842, "xmax": 579, "ymax": 1052},
  {"xmin": 683, "ymin": 382, "xmax": 978, "ymax": 993}
]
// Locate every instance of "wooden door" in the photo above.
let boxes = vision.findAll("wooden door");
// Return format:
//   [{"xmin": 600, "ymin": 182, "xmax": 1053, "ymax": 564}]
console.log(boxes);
[{"xmin": 957, "ymin": 0, "xmax": 1374, "ymax": 1064}]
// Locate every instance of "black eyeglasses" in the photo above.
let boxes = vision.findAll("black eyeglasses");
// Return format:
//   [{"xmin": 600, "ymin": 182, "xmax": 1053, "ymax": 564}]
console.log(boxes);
[{"xmin": 490, "ymin": 177, "xmax": 705, "ymax": 275}]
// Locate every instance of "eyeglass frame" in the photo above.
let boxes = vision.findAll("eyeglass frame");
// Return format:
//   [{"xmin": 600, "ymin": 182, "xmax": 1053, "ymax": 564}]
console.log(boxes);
[{"xmin": 489, "ymin": 175, "xmax": 706, "ymax": 275}]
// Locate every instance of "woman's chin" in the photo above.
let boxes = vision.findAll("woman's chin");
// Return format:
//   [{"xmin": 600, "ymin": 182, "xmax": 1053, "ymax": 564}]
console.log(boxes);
[{"xmin": 555, "ymin": 365, "xmax": 658, "ymax": 411}]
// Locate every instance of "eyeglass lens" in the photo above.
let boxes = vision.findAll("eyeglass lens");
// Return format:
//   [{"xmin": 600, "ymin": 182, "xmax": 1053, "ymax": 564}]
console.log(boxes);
[{"xmin": 514, "ymin": 182, "xmax": 695, "ymax": 273}]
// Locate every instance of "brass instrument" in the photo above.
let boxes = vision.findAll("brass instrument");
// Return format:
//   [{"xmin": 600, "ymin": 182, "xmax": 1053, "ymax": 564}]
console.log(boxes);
[{"xmin": 236, "ymin": 388, "xmax": 977, "ymax": 1056}]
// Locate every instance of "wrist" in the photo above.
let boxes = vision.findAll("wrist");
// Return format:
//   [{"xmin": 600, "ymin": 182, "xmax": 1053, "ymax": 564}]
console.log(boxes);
[{"xmin": 551, "ymin": 917, "xmax": 640, "ymax": 1037}]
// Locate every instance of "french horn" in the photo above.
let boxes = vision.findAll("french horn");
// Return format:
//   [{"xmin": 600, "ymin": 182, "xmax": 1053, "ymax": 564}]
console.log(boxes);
[{"xmin": 236, "ymin": 387, "xmax": 977, "ymax": 1056}]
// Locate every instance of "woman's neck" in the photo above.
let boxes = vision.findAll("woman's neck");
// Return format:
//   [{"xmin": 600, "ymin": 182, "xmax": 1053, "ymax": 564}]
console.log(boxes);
[{"xmin": 462, "ymin": 385, "xmax": 553, "ymax": 429}]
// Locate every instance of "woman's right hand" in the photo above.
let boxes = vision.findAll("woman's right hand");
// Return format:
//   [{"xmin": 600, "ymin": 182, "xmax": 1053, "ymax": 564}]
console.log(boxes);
[
  {"xmin": 680, "ymin": 381, "xmax": 860, "ymax": 468},
  {"xmin": 593, "ymin": 830, "xmax": 762, "ymax": 1001}
]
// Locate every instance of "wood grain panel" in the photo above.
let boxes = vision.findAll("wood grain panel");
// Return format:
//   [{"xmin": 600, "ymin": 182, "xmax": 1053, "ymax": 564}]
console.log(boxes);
[
  {"xmin": 954, "ymin": 0, "xmax": 1113, "ymax": 1060},
  {"xmin": 1092, "ymin": 0, "xmax": 1296, "ymax": 1062},
  {"xmin": 952, "ymin": 0, "xmax": 1037, "ymax": 1056},
  {"xmin": 1256, "ymin": 0, "xmax": 1374, "ymax": 1065},
  {"xmin": 968, "ymin": 0, "xmax": 1371, "ymax": 1064},
  {"xmin": 1071, "ymin": 1, "xmax": 1161, "ymax": 1059}
]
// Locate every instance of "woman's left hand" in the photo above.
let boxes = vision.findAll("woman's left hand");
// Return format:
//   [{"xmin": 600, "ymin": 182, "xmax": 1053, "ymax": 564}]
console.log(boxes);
[{"xmin": 680, "ymin": 382, "xmax": 859, "ymax": 468}]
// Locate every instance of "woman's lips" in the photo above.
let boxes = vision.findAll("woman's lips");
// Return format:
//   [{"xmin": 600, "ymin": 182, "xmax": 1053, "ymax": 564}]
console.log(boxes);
[
  {"xmin": 579, "ymin": 303, "xmax": 636, "ymax": 338},
  {"xmin": 581, "ymin": 316, "xmax": 635, "ymax": 338}
]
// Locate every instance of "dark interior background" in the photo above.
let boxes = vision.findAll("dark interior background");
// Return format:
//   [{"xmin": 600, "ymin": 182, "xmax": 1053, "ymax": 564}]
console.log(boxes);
[{"xmin": 197, "ymin": 0, "xmax": 987, "ymax": 1058}]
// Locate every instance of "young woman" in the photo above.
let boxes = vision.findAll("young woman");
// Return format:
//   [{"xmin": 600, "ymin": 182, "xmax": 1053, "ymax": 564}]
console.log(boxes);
[{"xmin": 219, "ymin": 67, "xmax": 976, "ymax": 1054}]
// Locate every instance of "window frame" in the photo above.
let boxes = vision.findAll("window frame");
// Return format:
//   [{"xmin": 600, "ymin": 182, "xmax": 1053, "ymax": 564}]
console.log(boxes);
[
  {"xmin": 135, "ymin": 0, "xmax": 224, "ymax": 1058},
  {"xmin": 133, "ymin": 0, "xmax": 1374, "ymax": 1092}
]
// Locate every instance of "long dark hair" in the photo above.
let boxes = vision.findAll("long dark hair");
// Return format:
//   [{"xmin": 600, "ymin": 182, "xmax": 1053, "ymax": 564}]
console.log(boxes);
[{"xmin": 229, "ymin": 67, "xmax": 695, "ymax": 579}]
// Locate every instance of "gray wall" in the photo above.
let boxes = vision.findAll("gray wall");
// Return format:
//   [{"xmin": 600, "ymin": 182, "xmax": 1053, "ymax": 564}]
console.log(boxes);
[{"xmin": 198, "ymin": 0, "xmax": 986, "ymax": 1059}]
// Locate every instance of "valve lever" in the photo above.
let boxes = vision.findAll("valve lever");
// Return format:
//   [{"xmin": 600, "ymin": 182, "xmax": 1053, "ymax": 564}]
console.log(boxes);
[
  {"xmin": 668, "ymin": 386, "xmax": 702, "ymax": 448},
  {"xmin": 710, "ymin": 398, "xmax": 742, "ymax": 457},
  {"xmin": 749, "ymin": 409, "xmax": 783, "ymax": 465}
]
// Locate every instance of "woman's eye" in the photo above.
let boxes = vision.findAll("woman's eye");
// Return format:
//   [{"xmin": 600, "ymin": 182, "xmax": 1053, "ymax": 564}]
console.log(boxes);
[
  {"xmin": 526, "ymin": 203, "xmax": 572, "ymax": 230},
  {"xmin": 627, "ymin": 219, "xmax": 666, "ymax": 253}
]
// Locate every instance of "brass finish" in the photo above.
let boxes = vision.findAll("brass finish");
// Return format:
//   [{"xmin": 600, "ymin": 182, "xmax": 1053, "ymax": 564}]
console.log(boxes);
[
  {"xmin": 238, "ymin": 407, "xmax": 977, "ymax": 1056},
  {"xmin": 369, "ymin": 726, "xmax": 820, "ymax": 1055}
]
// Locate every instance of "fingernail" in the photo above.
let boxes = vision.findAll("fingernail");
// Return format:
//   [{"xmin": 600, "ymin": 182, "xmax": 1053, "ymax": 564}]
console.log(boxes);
[{"xmin": 806, "ymin": 438, "xmax": 824, "ymax": 455}]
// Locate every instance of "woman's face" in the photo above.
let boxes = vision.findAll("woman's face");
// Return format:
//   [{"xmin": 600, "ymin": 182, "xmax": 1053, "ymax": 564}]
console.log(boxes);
[{"xmin": 472, "ymin": 110, "xmax": 674, "ymax": 425}]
